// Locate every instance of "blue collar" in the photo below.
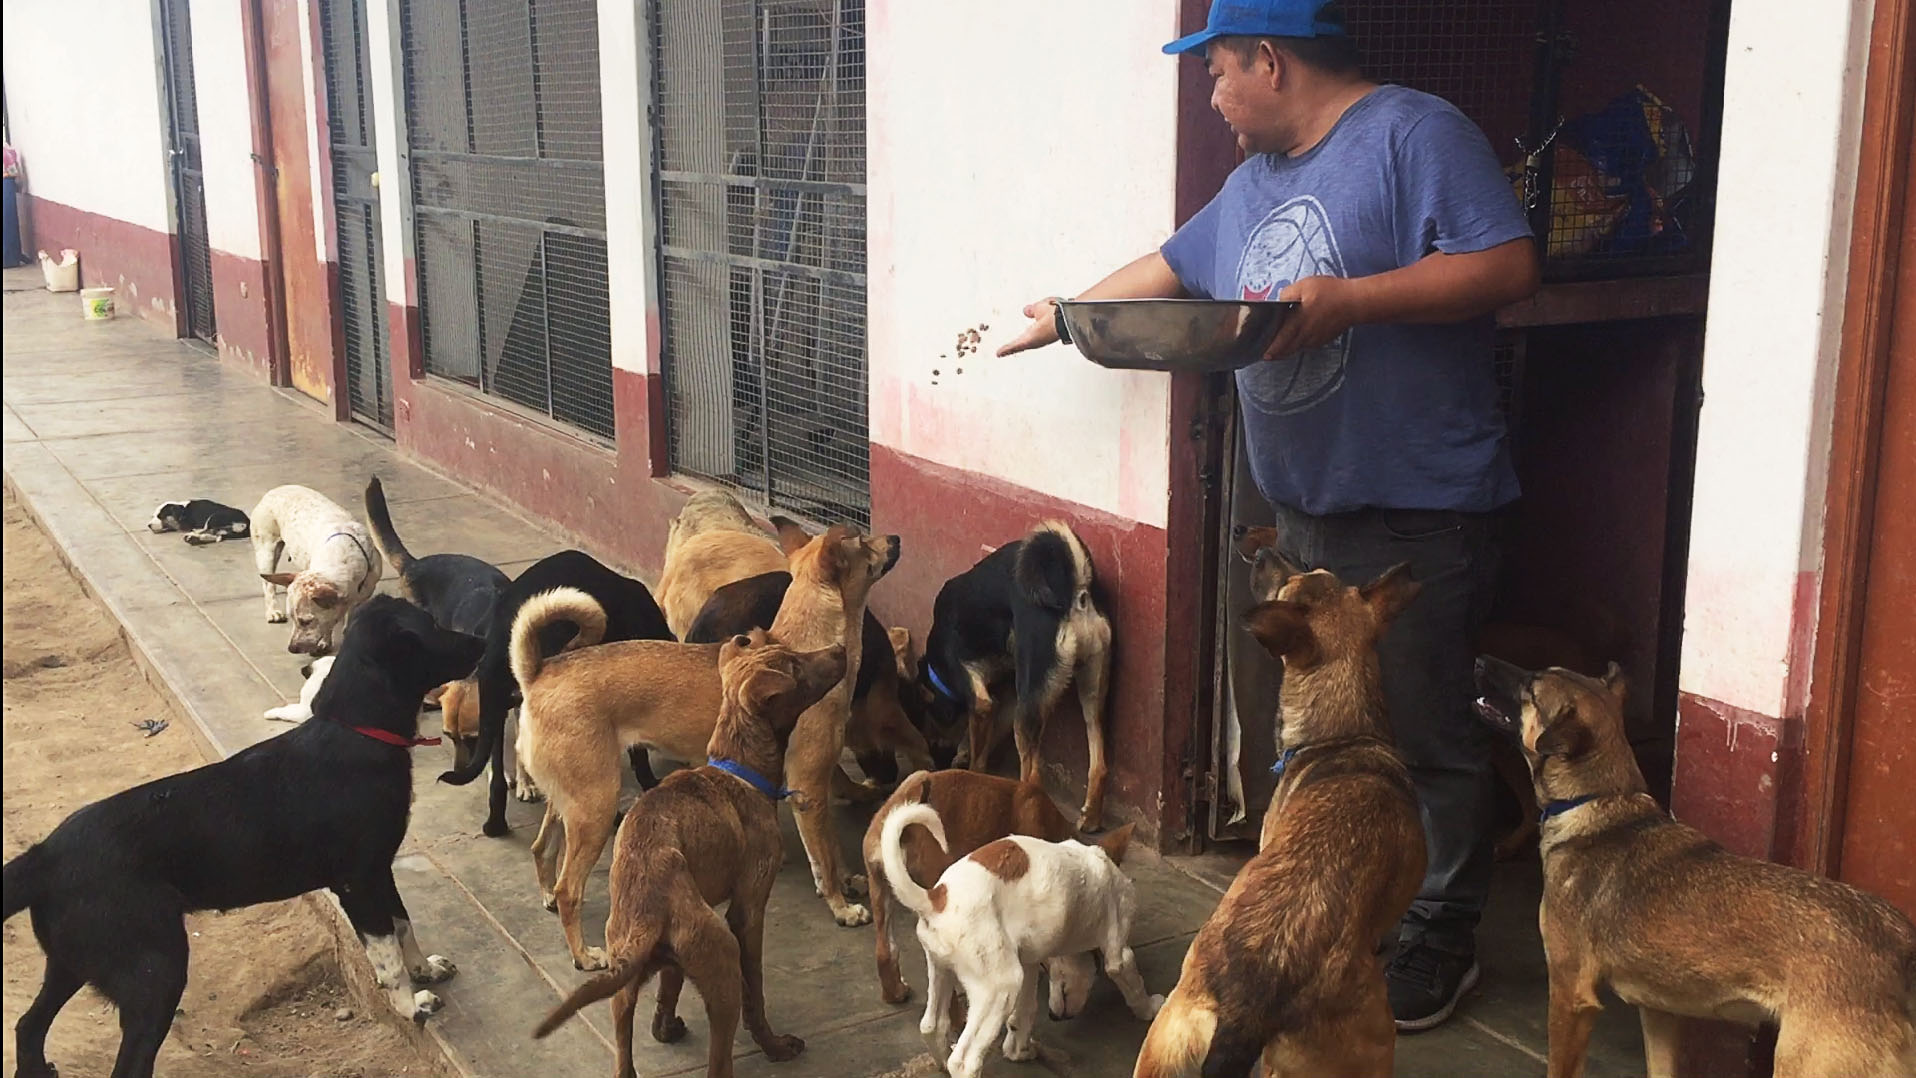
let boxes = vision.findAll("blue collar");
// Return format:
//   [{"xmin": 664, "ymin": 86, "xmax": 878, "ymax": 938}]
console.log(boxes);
[
  {"xmin": 923, "ymin": 659, "xmax": 959, "ymax": 702},
  {"xmin": 708, "ymin": 758, "xmax": 791, "ymax": 801},
  {"xmin": 1270, "ymin": 747, "xmax": 1301, "ymax": 778},
  {"xmin": 1539, "ymin": 793, "xmax": 1603, "ymax": 823}
]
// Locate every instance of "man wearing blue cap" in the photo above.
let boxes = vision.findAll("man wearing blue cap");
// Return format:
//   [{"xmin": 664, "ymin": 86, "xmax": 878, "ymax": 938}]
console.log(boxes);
[{"xmin": 999, "ymin": 0, "xmax": 1540, "ymax": 1033}]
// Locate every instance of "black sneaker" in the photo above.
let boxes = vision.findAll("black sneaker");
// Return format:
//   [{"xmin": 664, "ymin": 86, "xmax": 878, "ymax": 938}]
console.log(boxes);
[{"xmin": 1387, "ymin": 940, "xmax": 1480, "ymax": 1032}]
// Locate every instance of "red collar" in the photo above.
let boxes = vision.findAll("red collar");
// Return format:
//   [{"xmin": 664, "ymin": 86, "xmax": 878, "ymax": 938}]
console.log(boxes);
[{"xmin": 351, "ymin": 725, "xmax": 442, "ymax": 748}]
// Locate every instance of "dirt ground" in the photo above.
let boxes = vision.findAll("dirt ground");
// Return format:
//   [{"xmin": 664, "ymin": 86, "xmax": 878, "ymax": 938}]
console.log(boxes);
[{"xmin": 1, "ymin": 491, "xmax": 455, "ymax": 1078}]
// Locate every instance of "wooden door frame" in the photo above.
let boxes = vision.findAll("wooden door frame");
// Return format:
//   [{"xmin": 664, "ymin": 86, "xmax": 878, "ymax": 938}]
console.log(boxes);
[{"xmin": 1799, "ymin": 0, "xmax": 1913, "ymax": 879}]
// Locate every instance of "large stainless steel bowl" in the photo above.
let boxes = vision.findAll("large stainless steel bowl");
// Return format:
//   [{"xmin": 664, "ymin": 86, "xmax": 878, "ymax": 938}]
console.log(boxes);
[{"xmin": 1053, "ymin": 298, "xmax": 1299, "ymax": 373}]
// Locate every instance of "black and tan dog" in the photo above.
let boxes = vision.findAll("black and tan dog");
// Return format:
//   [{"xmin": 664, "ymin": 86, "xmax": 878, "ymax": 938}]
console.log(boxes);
[
  {"xmin": 531, "ymin": 630, "xmax": 846, "ymax": 1078},
  {"xmin": 1474, "ymin": 656, "xmax": 1916, "ymax": 1078},
  {"xmin": 1134, "ymin": 549, "xmax": 1425, "ymax": 1078}
]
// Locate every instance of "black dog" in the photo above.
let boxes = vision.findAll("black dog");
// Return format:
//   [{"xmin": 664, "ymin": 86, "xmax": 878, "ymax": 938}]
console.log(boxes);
[
  {"xmin": 147, "ymin": 499, "xmax": 250, "ymax": 544},
  {"xmin": 685, "ymin": 569, "xmax": 931, "ymax": 785},
  {"xmin": 437, "ymin": 550, "xmax": 675, "ymax": 837},
  {"xmin": 364, "ymin": 475, "xmax": 508, "ymax": 637},
  {"xmin": 3, "ymin": 596, "xmax": 484, "ymax": 1078},
  {"xmin": 918, "ymin": 521, "xmax": 1115, "ymax": 830}
]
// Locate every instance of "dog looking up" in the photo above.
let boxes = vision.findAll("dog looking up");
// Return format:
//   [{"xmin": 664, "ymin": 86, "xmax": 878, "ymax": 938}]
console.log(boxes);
[
  {"xmin": 251, "ymin": 484, "xmax": 383, "ymax": 655},
  {"xmin": 861, "ymin": 768, "xmax": 1080, "ymax": 1005},
  {"xmin": 1474, "ymin": 657, "xmax": 1916, "ymax": 1078},
  {"xmin": 880, "ymin": 803, "xmax": 1160, "ymax": 1078},
  {"xmin": 436, "ymin": 549, "xmax": 674, "ymax": 837},
  {"xmin": 364, "ymin": 475, "xmax": 508, "ymax": 637},
  {"xmin": 1134, "ymin": 550, "xmax": 1424, "ymax": 1078},
  {"xmin": 918, "ymin": 521, "xmax": 1113, "ymax": 831},
  {"xmin": 530, "ymin": 631, "xmax": 846, "ymax": 1078},
  {"xmin": 4, "ymin": 596, "xmax": 484, "ymax": 1078},
  {"xmin": 656, "ymin": 489, "xmax": 786, "ymax": 638}
]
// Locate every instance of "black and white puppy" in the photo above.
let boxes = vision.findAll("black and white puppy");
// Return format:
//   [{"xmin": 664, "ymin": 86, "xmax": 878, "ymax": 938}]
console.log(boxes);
[
  {"xmin": 364, "ymin": 475, "xmax": 508, "ymax": 638},
  {"xmin": 3, "ymin": 595, "xmax": 484, "ymax": 1078},
  {"xmin": 918, "ymin": 521, "xmax": 1114, "ymax": 831},
  {"xmin": 148, "ymin": 499, "xmax": 251, "ymax": 544}
]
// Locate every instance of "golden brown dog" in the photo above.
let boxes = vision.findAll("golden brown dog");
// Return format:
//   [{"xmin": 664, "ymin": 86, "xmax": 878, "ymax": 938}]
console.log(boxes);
[
  {"xmin": 861, "ymin": 768, "xmax": 1080, "ymax": 1004},
  {"xmin": 764, "ymin": 518, "xmax": 901, "ymax": 927},
  {"xmin": 507, "ymin": 589, "xmax": 734, "ymax": 970},
  {"xmin": 656, "ymin": 490, "xmax": 785, "ymax": 638},
  {"xmin": 1473, "ymin": 657, "xmax": 1916, "ymax": 1078},
  {"xmin": 1135, "ymin": 550, "xmax": 1425, "ymax": 1078},
  {"xmin": 531, "ymin": 630, "xmax": 847, "ymax": 1078}
]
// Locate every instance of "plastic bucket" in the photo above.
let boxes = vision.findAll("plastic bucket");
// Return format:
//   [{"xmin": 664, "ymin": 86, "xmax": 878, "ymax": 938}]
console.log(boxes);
[
  {"xmin": 81, "ymin": 286, "xmax": 115, "ymax": 320},
  {"xmin": 38, "ymin": 248, "xmax": 79, "ymax": 292}
]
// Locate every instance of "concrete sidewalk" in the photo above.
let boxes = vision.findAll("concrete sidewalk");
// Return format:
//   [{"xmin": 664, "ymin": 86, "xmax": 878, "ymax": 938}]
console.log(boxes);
[{"xmin": 3, "ymin": 266, "xmax": 1643, "ymax": 1077}]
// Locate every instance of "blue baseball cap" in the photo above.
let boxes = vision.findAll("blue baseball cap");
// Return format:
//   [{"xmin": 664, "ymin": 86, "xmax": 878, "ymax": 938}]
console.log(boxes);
[{"xmin": 1162, "ymin": 0, "xmax": 1348, "ymax": 56}]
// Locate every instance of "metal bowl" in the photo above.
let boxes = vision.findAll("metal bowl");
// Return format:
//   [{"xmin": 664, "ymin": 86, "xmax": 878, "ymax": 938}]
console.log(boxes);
[{"xmin": 1054, "ymin": 298, "xmax": 1299, "ymax": 373}]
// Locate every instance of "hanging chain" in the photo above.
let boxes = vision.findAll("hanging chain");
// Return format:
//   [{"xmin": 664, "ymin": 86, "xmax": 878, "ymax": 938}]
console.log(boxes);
[{"xmin": 1514, "ymin": 116, "xmax": 1567, "ymax": 212}]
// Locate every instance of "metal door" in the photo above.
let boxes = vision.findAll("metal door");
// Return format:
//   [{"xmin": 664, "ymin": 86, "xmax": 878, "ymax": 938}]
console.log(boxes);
[
  {"xmin": 157, "ymin": 0, "xmax": 217, "ymax": 341},
  {"xmin": 321, "ymin": 0, "xmax": 394, "ymax": 432}
]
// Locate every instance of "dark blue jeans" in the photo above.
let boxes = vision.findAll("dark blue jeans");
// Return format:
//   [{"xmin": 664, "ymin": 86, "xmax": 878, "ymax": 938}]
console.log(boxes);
[{"xmin": 1272, "ymin": 501, "xmax": 1504, "ymax": 955}]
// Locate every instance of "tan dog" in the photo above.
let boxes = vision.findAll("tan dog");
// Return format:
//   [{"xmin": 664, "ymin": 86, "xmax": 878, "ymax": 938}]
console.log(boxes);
[
  {"xmin": 507, "ymin": 589, "xmax": 735, "ymax": 969},
  {"xmin": 657, "ymin": 490, "xmax": 785, "ymax": 638},
  {"xmin": 531, "ymin": 630, "xmax": 847, "ymax": 1078},
  {"xmin": 1135, "ymin": 550, "xmax": 1425, "ymax": 1078},
  {"xmin": 862, "ymin": 769, "xmax": 1080, "ymax": 1004},
  {"xmin": 765, "ymin": 518, "xmax": 900, "ymax": 927},
  {"xmin": 1474, "ymin": 657, "xmax": 1916, "ymax": 1078}
]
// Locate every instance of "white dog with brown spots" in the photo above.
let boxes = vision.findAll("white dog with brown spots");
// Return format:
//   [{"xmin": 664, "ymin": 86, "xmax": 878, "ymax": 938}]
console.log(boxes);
[
  {"xmin": 250, "ymin": 484, "xmax": 383, "ymax": 655},
  {"xmin": 879, "ymin": 802, "xmax": 1162, "ymax": 1078}
]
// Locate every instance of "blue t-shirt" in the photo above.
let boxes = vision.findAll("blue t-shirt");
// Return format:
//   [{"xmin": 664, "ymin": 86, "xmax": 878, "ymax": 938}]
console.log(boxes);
[{"xmin": 1161, "ymin": 85, "xmax": 1529, "ymax": 516}]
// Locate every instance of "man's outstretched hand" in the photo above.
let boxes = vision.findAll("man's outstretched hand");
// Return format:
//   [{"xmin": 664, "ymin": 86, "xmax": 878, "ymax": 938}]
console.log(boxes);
[{"xmin": 996, "ymin": 297, "xmax": 1064, "ymax": 358}]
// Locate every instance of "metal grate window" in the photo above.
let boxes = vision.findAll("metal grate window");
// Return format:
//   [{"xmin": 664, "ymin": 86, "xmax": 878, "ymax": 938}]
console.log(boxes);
[
  {"xmin": 322, "ymin": 0, "xmax": 394, "ymax": 430},
  {"xmin": 401, "ymin": 0, "xmax": 614, "ymax": 441},
  {"xmin": 649, "ymin": 0, "xmax": 870, "ymax": 527}
]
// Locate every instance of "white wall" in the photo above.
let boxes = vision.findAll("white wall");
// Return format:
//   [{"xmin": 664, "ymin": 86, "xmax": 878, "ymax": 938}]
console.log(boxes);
[
  {"xmin": 189, "ymin": 2, "xmax": 262, "ymax": 260},
  {"xmin": 1682, "ymin": 0, "xmax": 1877, "ymax": 717},
  {"xmin": 867, "ymin": 0, "xmax": 1180, "ymax": 528},
  {"xmin": 1, "ymin": 0, "xmax": 172, "ymax": 233}
]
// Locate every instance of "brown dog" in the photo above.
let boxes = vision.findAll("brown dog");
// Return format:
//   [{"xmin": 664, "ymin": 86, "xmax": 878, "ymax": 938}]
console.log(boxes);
[
  {"xmin": 765, "ymin": 518, "xmax": 901, "ymax": 927},
  {"xmin": 861, "ymin": 768, "xmax": 1080, "ymax": 1004},
  {"xmin": 1474, "ymin": 657, "xmax": 1916, "ymax": 1078},
  {"xmin": 1134, "ymin": 551, "xmax": 1425, "ymax": 1078},
  {"xmin": 531, "ymin": 630, "xmax": 847, "ymax": 1078},
  {"xmin": 656, "ymin": 490, "xmax": 785, "ymax": 638}
]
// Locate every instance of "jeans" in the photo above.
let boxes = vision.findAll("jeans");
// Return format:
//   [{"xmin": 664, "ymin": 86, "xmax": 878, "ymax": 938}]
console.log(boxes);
[{"xmin": 1271, "ymin": 501, "xmax": 1504, "ymax": 954}]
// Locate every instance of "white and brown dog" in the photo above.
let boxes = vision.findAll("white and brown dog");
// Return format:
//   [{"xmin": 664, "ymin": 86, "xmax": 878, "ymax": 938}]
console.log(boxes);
[
  {"xmin": 251, "ymin": 484, "xmax": 383, "ymax": 655},
  {"xmin": 880, "ymin": 802, "xmax": 1161, "ymax": 1078}
]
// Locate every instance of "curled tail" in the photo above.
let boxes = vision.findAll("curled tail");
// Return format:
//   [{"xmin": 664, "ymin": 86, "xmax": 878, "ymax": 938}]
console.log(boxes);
[
  {"xmin": 4, "ymin": 845, "xmax": 46, "ymax": 921},
  {"xmin": 879, "ymin": 802, "xmax": 948, "ymax": 920},
  {"xmin": 362, "ymin": 476, "xmax": 413, "ymax": 574},
  {"xmin": 509, "ymin": 587, "xmax": 609, "ymax": 689},
  {"xmin": 1131, "ymin": 990, "xmax": 1218, "ymax": 1078}
]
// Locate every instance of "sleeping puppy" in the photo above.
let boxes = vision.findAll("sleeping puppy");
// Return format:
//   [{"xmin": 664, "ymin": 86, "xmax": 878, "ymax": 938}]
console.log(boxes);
[
  {"xmin": 148, "ymin": 499, "xmax": 251, "ymax": 544},
  {"xmin": 4, "ymin": 596, "xmax": 485, "ymax": 1078}
]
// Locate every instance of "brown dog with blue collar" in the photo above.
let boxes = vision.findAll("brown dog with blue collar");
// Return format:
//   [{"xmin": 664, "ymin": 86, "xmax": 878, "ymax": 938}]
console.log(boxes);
[{"xmin": 532, "ymin": 630, "xmax": 846, "ymax": 1078}]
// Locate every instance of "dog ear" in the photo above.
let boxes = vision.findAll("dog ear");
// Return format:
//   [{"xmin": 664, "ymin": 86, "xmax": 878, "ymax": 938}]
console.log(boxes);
[
  {"xmin": 260, "ymin": 572, "xmax": 299, "ymax": 586},
  {"xmin": 1094, "ymin": 822, "xmax": 1137, "ymax": 866},
  {"xmin": 1360, "ymin": 562, "xmax": 1422, "ymax": 625},
  {"xmin": 771, "ymin": 516, "xmax": 812, "ymax": 556},
  {"xmin": 1533, "ymin": 707, "xmax": 1592, "ymax": 760},
  {"xmin": 743, "ymin": 667, "xmax": 800, "ymax": 714},
  {"xmin": 309, "ymin": 583, "xmax": 343, "ymax": 610},
  {"xmin": 1241, "ymin": 600, "xmax": 1317, "ymax": 665},
  {"xmin": 1599, "ymin": 661, "xmax": 1627, "ymax": 703}
]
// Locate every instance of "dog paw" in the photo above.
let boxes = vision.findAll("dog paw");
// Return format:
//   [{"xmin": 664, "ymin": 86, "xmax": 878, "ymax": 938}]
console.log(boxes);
[
  {"xmin": 651, "ymin": 1013, "xmax": 687, "ymax": 1043},
  {"xmin": 541, "ymin": 892, "xmax": 558, "ymax": 912},
  {"xmin": 760, "ymin": 1033, "xmax": 805, "ymax": 1062},
  {"xmin": 844, "ymin": 874, "xmax": 869, "ymax": 900},
  {"xmin": 513, "ymin": 780, "xmax": 545, "ymax": 803},
  {"xmin": 410, "ymin": 954, "xmax": 457, "ymax": 984},
  {"xmin": 881, "ymin": 982, "xmax": 914, "ymax": 1006},
  {"xmin": 1140, "ymin": 994, "xmax": 1166, "ymax": 1020},
  {"xmin": 1001, "ymin": 1033, "xmax": 1039, "ymax": 1062},
  {"xmin": 411, "ymin": 990, "xmax": 444, "ymax": 1023},
  {"xmin": 266, "ymin": 610, "xmax": 288, "ymax": 624},
  {"xmin": 574, "ymin": 947, "xmax": 609, "ymax": 971},
  {"xmin": 833, "ymin": 902, "xmax": 872, "ymax": 928}
]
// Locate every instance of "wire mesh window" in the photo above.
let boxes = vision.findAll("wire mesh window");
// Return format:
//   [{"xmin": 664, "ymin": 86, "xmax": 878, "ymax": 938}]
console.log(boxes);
[
  {"xmin": 649, "ymin": 0, "xmax": 870, "ymax": 527},
  {"xmin": 401, "ymin": 0, "xmax": 615, "ymax": 441},
  {"xmin": 1343, "ymin": 0, "xmax": 1719, "ymax": 277}
]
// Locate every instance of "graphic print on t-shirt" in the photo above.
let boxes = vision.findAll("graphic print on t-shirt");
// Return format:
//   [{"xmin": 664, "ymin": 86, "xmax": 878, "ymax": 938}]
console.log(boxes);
[{"xmin": 1234, "ymin": 195, "xmax": 1351, "ymax": 415}]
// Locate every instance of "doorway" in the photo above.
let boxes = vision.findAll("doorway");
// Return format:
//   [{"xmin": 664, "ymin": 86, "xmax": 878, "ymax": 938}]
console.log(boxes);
[{"xmin": 156, "ymin": 0, "xmax": 217, "ymax": 343}]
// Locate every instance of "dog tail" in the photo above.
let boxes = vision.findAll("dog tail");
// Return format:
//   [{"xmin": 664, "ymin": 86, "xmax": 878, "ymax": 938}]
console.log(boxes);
[
  {"xmin": 1014, "ymin": 521, "xmax": 1094, "ymax": 615},
  {"xmin": 1131, "ymin": 989, "xmax": 1217, "ymax": 1078},
  {"xmin": 362, "ymin": 476, "xmax": 413, "ymax": 574},
  {"xmin": 533, "ymin": 955, "xmax": 652, "ymax": 1039},
  {"xmin": 509, "ymin": 587, "xmax": 609, "ymax": 689},
  {"xmin": 533, "ymin": 849, "xmax": 700, "ymax": 1039},
  {"xmin": 3, "ymin": 844, "xmax": 47, "ymax": 921},
  {"xmin": 879, "ymin": 802, "xmax": 947, "ymax": 920}
]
